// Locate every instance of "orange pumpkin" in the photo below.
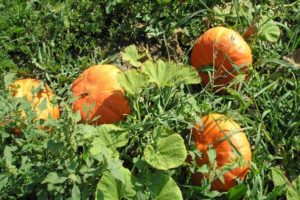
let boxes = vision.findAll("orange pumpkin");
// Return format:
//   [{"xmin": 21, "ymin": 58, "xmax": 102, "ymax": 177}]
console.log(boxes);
[
  {"xmin": 192, "ymin": 114, "xmax": 251, "ymax": 191},
  {"xmin": 9, "ymin": 78, "xmax": 60, "ymax": 121},
  {"xmin": 191, "ymin": 27, "xmax": 252, "ymax": 89},
  {"xmin": 71, "ymin": 64, "xmax": 131, "ymax": 125}
]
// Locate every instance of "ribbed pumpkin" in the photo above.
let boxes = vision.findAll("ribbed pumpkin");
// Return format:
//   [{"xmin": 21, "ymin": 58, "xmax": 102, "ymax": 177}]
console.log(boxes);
[
  {"xmin": 191, "ymin": 27, "xmax": 252, "ymax": 89},
  {"xmin": 71, "ymin": 64, "xmax": 131, "ymax": 125},
  {"xmin": 192, "ymin": 114, "xmax": 251, "ymax": 191},
  {"xmin": 9, "ymin": 78, "xmax": 60, "ymax": 121}
]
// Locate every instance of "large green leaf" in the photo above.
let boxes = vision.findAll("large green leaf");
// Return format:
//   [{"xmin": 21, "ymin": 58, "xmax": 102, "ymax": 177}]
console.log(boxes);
[
  {"xmin": 97, "ymin": 124, "xmax": 129, "ymax": 148},
  {"xmin": 118, "ymin": 69, "xmax": 149, "ymax": 96},
  {"xmin": 141, "ymin": 60, "xmax": 200, "ymax": 87},
  {"xmin": 258, "ymin": 18, "xmax": 280, "ymax": 42},
  {"xmin": 286, "ymin": 175, "xmax": 300, "ymax": 200},
  {"xmin": 177, "ymin": 65, "xmax": 201, "ymax": 85},
  {"xmin": 144, "ymin": 127, "xmax": 187, "ymax": 170},
  {"xmin": 121, "ymin": 45, "xmax": 143, "ymax": 67},
  {"xmin": 95, "ymin": 167, "xmax": 136, "ymax": 200},
  {"xmin": 270, "ymin": 167, "xmax": 288, "ymax": 187},
  {"xmin": 147, "ymin": 172, "xmax": 183, "ymax": 200}
]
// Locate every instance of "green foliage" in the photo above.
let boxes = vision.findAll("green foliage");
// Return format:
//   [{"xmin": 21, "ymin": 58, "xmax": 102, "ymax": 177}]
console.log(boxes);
[
  {"xmin": 0, "ymin": 0, "xmax": 300, "ymax": 199},
  {"xmin": 286, "ymin": 176, "xmax": 300, "ymax": 200}
]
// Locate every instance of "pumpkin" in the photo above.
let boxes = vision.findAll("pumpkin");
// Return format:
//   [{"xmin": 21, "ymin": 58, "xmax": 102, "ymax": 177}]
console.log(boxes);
[
  {"xmin": 7, "ymin": 78, "xmax": 60, "ymax": 133},
  {"xmin": 71, "ymin": 64, "xmax": 131, "ymax": 125},
  {"xmin": 191, "ymin": 27, "xmax": 252, "ymax": 89},
  {"xmin": 192, "ymin": 113, "xmax": 251, "ymax": 191}
]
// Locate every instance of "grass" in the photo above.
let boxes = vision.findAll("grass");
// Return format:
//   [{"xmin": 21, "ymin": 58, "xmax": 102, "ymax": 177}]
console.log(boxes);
[{"xmin": 0, "ymin": 0, "xmax": 299, "ymax": 199}]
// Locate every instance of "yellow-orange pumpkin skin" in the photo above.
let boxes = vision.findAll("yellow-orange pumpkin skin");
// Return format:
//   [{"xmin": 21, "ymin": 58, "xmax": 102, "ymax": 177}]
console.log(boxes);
[
  {"xmin": 191, "ymin": 27, "xmax": 252, "ymax": 89},
  {"xmin": 71, "ymin": 64, "xmax": 131, "ymax": 125},
  {"xmin": 192, "ymin": 114, "xmax": 251, "ymax": 192},
  {"xmin": 9, "ymin": 78, "xmax": 60, "ymax": 121}
]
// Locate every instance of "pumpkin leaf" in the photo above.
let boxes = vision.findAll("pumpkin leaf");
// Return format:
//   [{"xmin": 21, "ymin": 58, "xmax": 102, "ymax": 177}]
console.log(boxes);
[
  {"xmin": 141, "ymin": 60, "xmax": 200, "ymax": 87},
  {"xmin": 97, "ymin": 124, "xmax": 129, "ymax": 148},
  {"xmin": 117, "ymin": 70, "xmax": 149, "ymax": 96},
  {"xmin": 286, "ymin": 175, "xmax": 300, "ymax": 200},
  {"xmin": 270, "ymin": 167, "xmax": 288, "ymax": 187},
  {"xmin": 95, "ymin": 167, "xmax": 137, "ymax": 200},
  {"xmin": 258, "ymin": 18, "xmax": 280, "ymax": 42},
  {"xmin": 144, "ymin": 127, "xmax": 187, "ymax": 170},
  {"xmin": 89, "ymin": 139, "xmax": 116, "ymax": 161},
  {"xmin": 177, "ymin": 65, "xmax": 201, "ymax": 84},
  {"xmin": 147, "ymin": 172, "xmax": 183, "ymax": 200},
  {"xmin": 121, "ymin": 45, "xmax": 143, "ymax": 67}
]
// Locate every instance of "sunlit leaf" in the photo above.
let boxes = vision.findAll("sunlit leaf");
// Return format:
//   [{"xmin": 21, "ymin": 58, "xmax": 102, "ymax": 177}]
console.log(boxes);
[
  {"xmin": 142, "ymin": 60, "xmax": 200, "ymax": 87},
  {"xmin": 118, "ymin": 69, "xmax": 149, "ymax": 96},
  {"xmin": 258, "ymin": 18, "xmax": 280, "ymax": 42},
  {"xmin": 70, "ymin": 184, "xmax": 81, "ymax": 200},
  {"xmin": 144, "ymin": 127, "xmax": 187, "ymax": 170},
  {"xmin": 286, "ymin": 175, "xmax": 300, "ymax": 200},
  {"xmin": 97, "ymin": 124, "xmax": 129, "ymax": 148},
  {"xmin": 270, "ymin": 167, "xmax": 288, "ymax": 187},
  {"xmin": 95, "ymin": 167, "xmax": 136, "ymax": 200},
  {"xmin": 121, "ymin": 45, "xmax": 143, "ymax": 67}
]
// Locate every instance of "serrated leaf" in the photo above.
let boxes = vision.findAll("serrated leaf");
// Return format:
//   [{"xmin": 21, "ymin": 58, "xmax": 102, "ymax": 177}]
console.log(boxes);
[
  {"xmin": 177, "ymin": 65, "xmax": 201, "ymax": 84},
  {"xmin": 144, "ymin": 127, "xmax": 187, "ymax": 170},
  {"xmin": 270, "ymin": 167, "xmax": 288, "ymax": 187},
  {"xmin": 258, "ymin": 18, "xmax": 280, "ymax": 42},
  {"xmin": 142, "ymin": 60, "xmax": 178, "ymax": 87},
  {"xmin": 147, "ymin": 172, "xmax": 183, "ymax": 200},
  {"xmin": 142, "ymin": 60, "xmax": 200, "ymax": 87},
  {"xmin": 286, "ymin": 175, "xmax": 300, "ymax": 200},
  {"xmin": 95, "ymin": 167, "xmax": 136, "ymax": 200},
  {"xmin": 121, "ymin": 45, "xmax": 142, "ymax": 67},
  {"xmin": 118, "ymin": 69, "xmax": 149, "ymax": 96}
]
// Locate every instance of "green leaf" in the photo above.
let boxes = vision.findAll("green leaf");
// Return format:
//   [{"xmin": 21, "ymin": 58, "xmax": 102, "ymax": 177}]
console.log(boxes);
[
  {"xmin": 157, "ymin": 0, "xmax": 171, "ymax": 5},
  {"xmin": 144, "ymin": 127, "xmax": 187, "ymax": 170},
  {"xmin": 3, "ymin": 72, "xmax": 15, "ymax": 88},
  {"xmin": 107, "ymin": 159, "xmax": 126, "ymax": 183},
  {"xmin": 89, "ymin": 139, "xmax": 116, "ymax": 161},
  {"xmin": 121, "ymin": 45, "xmax": 143, "ymax": 67},
  {"xmin": 95, "ymin": 167, "xmax": 136, "ymax": 200},
  {"xmin": 147, "ymin": 172, "xmax": 183, "ymax": 200},
  {"xmin": 270, "ymin": 167, "xmax": 288, "ymax": 187},
  {"xmin": 227, "ymin": 184, "xmax": 247, "ymax": 200},
  {"xmin": 97, "ymin": 124, "xmax": 129, "ymax": 148},
  {"xmin": 42, "ymin": 172, "xmax": 67, "ymax": 184},
  {"xmin": 142, "ymin": 60, "xmax": 177, "ymax": 87},
  {"xmin": 3, "ymin": 146, "xmax": 17, "ymax": 163},
  {"xmin": 286, "ymin": 175, "xmax": 300, "ymax": 200},
  {"xmin": 117, "ymin": 69, "xmax": 149, "ymax": 96},
  {"xmin": 258, "ymin": 18, "xmax": 280, "ymax": 42},
  {"xmin": 0, "ymin": 175, "xmax": 8, "ymax": 191},
  {"xmin": 70, "ymin": 184, "xmax": 81, "ymax": 200},
  {"xmin": 177, "ymin": 65, "xmax": 201, "ymax": 84},
  {"xmin": 142, "ymin": 60, "xmax": 200, "ymax": 87}
]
